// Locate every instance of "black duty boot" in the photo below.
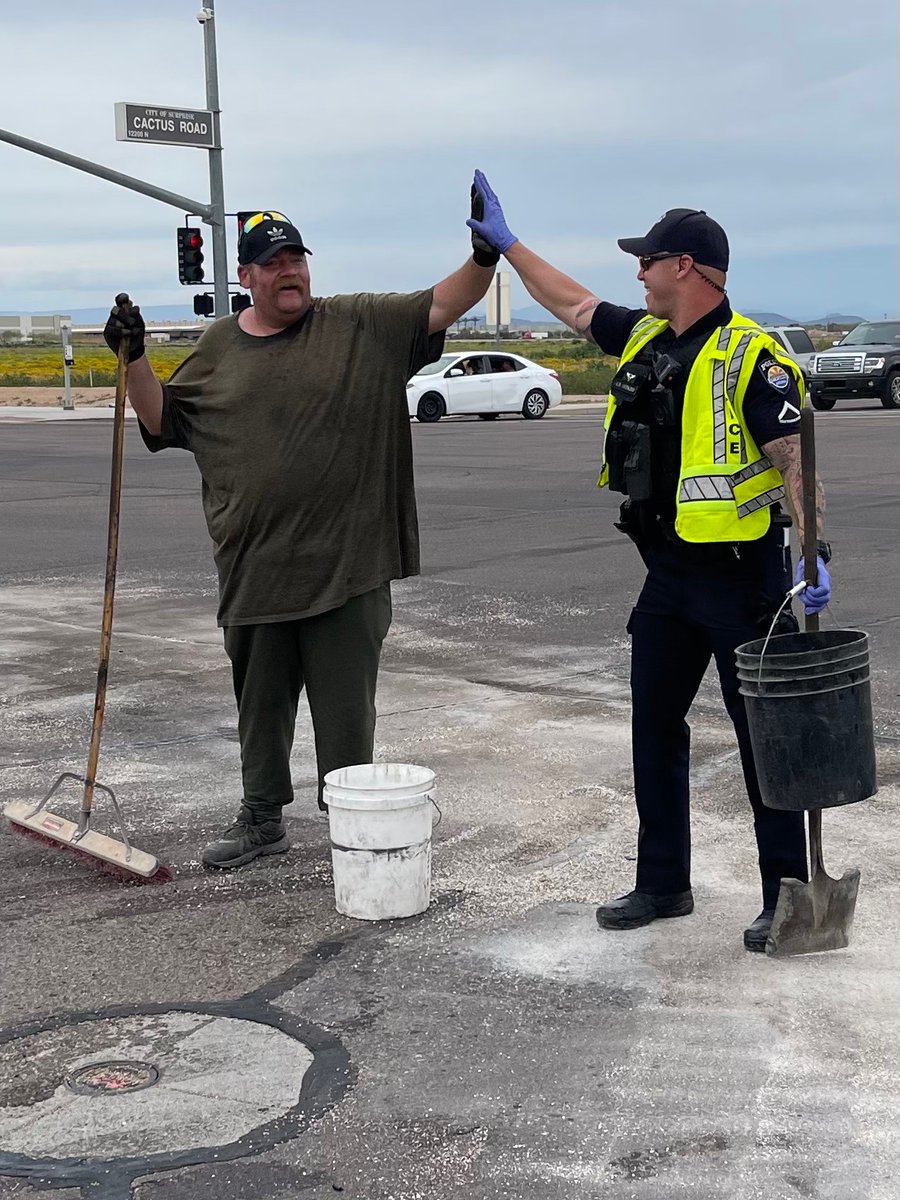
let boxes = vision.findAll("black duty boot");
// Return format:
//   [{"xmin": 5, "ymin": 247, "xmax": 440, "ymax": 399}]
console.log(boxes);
[
  {"xmin": 743, "ymin": 908, "xmax": 775, "ymax": 953},
  {"xmin": 596, "ymin": 889, "xmax": 694, "ymax": 930},
  {"xmin": 202, "ymin": 807, "xmax": 289, "ymax": 869}
]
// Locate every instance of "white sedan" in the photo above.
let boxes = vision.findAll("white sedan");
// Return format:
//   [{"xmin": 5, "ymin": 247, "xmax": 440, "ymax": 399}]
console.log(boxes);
[{"xmin": 407, "ymin": 351, "xmax": 563, "ymax": 422}]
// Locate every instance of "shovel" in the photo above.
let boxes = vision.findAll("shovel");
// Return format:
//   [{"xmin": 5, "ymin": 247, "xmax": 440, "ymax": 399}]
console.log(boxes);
[{"xmin": 766, "ymin": 405, "xmax": 860, "ymax": 955}]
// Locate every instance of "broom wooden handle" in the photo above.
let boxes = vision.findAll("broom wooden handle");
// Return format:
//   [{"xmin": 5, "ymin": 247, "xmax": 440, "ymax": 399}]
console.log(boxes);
[
  {"xmin": 800, "ymin": 405, "xmax": 819, "ymax": 635},
  {"xmin": 82, "ymin": 340, "xmax": 129, "ymax": 814}
]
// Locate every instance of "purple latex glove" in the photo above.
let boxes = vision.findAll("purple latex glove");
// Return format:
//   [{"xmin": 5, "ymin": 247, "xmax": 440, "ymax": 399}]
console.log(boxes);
[
  {"xmin": 794, "ymin": 555, "xmax": 832, "ymax": 615},
  {"xmin": 466, "ymin": 169, "xmax": 518, "ymax": 254}
]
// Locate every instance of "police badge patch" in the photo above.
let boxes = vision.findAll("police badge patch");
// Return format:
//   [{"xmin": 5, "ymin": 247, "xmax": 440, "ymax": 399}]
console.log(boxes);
[{"xmin": 758, "ymin": 357, "xmax": 790, "ymax": 391}]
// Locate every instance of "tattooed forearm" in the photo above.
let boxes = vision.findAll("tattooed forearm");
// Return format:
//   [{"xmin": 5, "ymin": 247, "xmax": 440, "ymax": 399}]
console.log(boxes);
[
  {"xmin": 572, "ymin": 297, "xmax": 600, "ymax": 342},
  {"xmin": 762, "ymin": 434, "xmax": 826, "ymax": 543},
  {"xmin": 503, "ymin": 243, "xmax": 599, "ymax": 340}
]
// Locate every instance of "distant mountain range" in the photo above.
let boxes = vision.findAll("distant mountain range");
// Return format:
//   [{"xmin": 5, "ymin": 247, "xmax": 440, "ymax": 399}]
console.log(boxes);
[
  {"xmin": 0, "ymin": 305, "xmax": 202, "ymax": 324},
  {"xmin": 746, "ymin": 311, "xmax": 866, "ymax": 328},
  {"xmin": 508, "ymin": 304, "xmax": 868, "ymax": 328},
  {"xmin": 499, "ymin": 303, "xmax": 870, "ymax": 330},
  {"xmin": 2, "ymin": 304, "xmax": 872, "ymax": 329},
  {"xmin": 745, "ymin": 311, "xmax": 799, "ymax": 326}
]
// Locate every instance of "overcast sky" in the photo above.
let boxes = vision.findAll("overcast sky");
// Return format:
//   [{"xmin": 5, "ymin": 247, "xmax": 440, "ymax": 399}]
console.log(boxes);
[{"xmin": 1, "ymin": 0, "xmax": 897, "ymax": 320}]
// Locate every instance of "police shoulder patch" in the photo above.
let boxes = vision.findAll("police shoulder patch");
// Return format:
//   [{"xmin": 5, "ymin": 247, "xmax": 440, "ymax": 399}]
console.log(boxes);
[{"xmin": 758, "ymin": 356, "xmax": 790, "ymax": 392}]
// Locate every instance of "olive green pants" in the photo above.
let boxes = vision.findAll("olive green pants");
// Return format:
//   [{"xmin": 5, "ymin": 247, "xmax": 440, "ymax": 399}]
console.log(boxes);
[{"xmin": 222, "ymin": 584, "xmax": 392, "ymax": 817}]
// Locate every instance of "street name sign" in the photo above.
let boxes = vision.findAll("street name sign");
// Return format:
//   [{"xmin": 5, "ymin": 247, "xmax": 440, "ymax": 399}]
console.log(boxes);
[{"xmin": 114, "ymin": 103, "xmax": 218, "ymax": 149}]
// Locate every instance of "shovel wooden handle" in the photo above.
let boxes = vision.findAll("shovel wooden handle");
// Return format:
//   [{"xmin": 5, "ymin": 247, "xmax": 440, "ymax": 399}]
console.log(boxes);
[
  {"xmin": 799, "ymin": 405, "xmax": 819, "ymax": 635},
  {"xmin": 800, "ymin": 404, "xmax": 827, "ymax": 877},
  {"xmin": 82, "ymin": 340, "xmax": 129, "ymax": 815}
]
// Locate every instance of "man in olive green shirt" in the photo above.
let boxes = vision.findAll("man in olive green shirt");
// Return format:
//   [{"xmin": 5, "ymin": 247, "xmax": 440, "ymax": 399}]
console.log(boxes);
[{"xmin": 104, "ymin": 202, "xmax": 498, "ymax": 868}]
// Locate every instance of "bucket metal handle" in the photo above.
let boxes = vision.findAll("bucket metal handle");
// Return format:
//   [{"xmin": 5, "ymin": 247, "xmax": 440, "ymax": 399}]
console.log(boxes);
[
  {"xmin": 756, "ymin": 582, "xmax": 808, "ymax": 692},
  {"xmin": 430, "ymin": 794, "xmax": 442, "ymax": 829}
]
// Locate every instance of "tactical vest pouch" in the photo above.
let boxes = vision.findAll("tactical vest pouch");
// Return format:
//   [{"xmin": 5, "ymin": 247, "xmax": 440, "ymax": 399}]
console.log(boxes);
[
  {"xmin": 650, "ymin": 386, "xmax": 677, "ymax": 428},
  {"xmin": 606, "ymin": 420, "xmax": 652, "ymax": 500},
  {"xmin": 609, "ymin": 360, "xmax": 653, "ymax": 405}
]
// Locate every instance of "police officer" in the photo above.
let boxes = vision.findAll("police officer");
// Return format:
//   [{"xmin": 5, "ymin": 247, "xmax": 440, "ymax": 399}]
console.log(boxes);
[{"xmin": 467, "ymin": 171, "xmax": 833, "ymax": 951}]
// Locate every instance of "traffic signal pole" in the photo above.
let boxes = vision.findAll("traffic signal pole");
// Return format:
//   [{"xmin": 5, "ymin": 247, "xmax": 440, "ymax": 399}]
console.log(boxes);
[
  {"xmin": 0, "ymin": 126, "xmax": 213, "ymax": 222},
  {"xmin": 0, "ymin": 5, "xmax": 231, "ymax": 317},
  {"xmin": 201, "ymin": 1, "xmax": 228, "ymax": 323}
]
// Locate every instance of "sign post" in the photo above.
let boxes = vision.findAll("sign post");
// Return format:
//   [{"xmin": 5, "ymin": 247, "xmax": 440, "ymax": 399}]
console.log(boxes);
[
  {"xmin": 61, "ymin": 324, "xmax": 74, "ymax": 411},
  {"xmin": 113, "ymin": 0, "xmax": 227, "ymax": 318},
  {"xmin": 199, "ymin": 0, "xmax": 228, "ymax": 326}
]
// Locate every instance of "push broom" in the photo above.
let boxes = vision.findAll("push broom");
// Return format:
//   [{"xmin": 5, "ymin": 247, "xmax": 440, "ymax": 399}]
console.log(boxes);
[{"xmin": 5, "ymin": 307, "xmax": 171, "ymax": 882}]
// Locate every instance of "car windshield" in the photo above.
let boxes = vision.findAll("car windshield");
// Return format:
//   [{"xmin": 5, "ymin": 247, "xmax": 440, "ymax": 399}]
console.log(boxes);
[
  {"xmin": 840, "ymin": 322, "xmax": 900, "ymax": 346},
  {"xmin": 415, "ymin": 354, "xmax": 461, "ymax": 377},
  {"xmin": 785, "ymin": 330, "xmax": 815, "ymax": 353}
]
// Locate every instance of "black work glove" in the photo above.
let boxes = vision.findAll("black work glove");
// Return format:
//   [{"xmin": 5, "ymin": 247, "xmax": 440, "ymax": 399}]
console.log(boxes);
[
  {"xmin": 470, "ymin": 184, "xmax": 500, "ymax": 268},
  {"xmin": 103, "ymin": 292, "xmax": 146, "ymax": 362}
]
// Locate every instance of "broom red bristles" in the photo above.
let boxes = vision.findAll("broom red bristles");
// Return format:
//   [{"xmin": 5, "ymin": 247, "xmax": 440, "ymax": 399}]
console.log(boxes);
[{"xmin": 6, "ymin": 812, "xmax": 173, "ymax": 885}]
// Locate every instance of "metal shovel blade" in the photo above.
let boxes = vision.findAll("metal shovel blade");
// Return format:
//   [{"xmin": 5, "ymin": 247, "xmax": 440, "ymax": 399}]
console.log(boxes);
[
  {"xmin": 766, "ymin": 867, "xmax": 860, "ymax": 956},
  {"xmin": 766, "ymin": 812, "xmax": 860, "ymax": 956}
]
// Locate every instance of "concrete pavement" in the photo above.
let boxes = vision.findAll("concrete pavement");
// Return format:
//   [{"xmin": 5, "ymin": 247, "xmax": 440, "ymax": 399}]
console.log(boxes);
[
  {"xmin": 1, "ymin": 409, "xmax": 898, "ymax": 1199},
  {"xmin": 0, "ymin": 397, "xmax": 606, "ymax": 422}
]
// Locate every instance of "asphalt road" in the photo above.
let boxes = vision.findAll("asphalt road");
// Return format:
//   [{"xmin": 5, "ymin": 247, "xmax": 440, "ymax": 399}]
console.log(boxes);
[
  {"xmin": 0, "ymin": 401, "xmax": 898, "ymax": 1200},
  {"xmin": 2, "ymin": 400, "xmax": 899, "ymax": 726}
]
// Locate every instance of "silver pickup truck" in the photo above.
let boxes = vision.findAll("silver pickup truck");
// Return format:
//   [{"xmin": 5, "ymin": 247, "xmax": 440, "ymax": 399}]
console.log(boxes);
[{"xmin": 808, "ymin": 319, "xmax": 900, "ymax": 411}]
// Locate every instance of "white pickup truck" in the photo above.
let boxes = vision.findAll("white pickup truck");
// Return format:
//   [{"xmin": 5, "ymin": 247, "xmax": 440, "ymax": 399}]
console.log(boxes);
[{"xmin": 760, "ymin": 325, "xmax": 816, "ymax": 378}]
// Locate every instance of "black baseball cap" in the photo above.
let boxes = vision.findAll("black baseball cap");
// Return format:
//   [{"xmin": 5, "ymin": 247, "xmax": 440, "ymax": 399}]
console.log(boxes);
[
  {"xmin": 618, "ymin": 208, "xmax": 729, "ymax": 272},
  {"xmin": 237, "ymin": 211, "xmax": 313, "ymax": 265}
]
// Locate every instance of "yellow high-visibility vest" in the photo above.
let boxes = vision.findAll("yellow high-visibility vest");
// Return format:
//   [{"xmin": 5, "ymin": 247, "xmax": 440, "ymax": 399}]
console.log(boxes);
[{"xmin": 598, "ymin": 310, "xmax": 804, "ymax": 543}]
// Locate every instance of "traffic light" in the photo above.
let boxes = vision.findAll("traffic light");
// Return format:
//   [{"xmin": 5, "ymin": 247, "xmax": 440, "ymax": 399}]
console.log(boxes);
[
  {"xmin": 193, "ymin": 293, "xmax": 215, "ymax": 317},
  {"xmin": 231, "ymin": 293, "xmax": 251, "ymax": 313},
  {"xmin": 177, "ymin": 226, "xmax": 204, "ymax": 284}
]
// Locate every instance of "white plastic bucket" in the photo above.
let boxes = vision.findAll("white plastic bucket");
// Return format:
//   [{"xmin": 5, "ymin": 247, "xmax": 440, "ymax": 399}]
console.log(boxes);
[{"xmin": 323, "ymin": 763, "xmax": 436, "ymax": 920}]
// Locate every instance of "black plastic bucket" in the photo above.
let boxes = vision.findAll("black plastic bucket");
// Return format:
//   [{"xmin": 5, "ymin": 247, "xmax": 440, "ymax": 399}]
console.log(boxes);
[
  {"xmin": 736, "ymin": 629, "xmax": 877, "ymax": 811},
  {"xmin": 736, "ymin": 648, "xmax": 870, "ymax": 684}
]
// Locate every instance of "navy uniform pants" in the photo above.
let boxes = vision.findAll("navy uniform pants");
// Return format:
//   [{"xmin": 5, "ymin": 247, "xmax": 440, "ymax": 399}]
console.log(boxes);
[
  {"xmin": 222, "ymin": 583, "xmax": 393, "ymax": 818},
  {"xmin": 628, "ymin": 544, "xmax": 809, "ymax": 910}
]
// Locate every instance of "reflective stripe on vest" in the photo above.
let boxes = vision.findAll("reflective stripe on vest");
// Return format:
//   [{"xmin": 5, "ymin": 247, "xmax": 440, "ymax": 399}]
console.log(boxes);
[
  {"xmin": 598, "ymin": 310, "xmax": 803, "ymax": 543},
  {"xmin": 679, "ymin": 466, "xmax": 785, "ymax": 517},
  {"xmin": 711, "ymin": 326, "xmax": 755, "ymax": 465}
]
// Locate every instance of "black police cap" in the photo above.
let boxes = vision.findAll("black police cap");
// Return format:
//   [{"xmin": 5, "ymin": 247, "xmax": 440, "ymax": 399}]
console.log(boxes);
[{"xmin": 618, "ymin": 208, "xmax": 729, "ymax": 272}]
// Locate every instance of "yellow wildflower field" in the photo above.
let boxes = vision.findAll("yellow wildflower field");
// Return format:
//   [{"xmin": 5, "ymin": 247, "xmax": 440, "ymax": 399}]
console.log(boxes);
[
  {"xmin": 1, "ymin": 337, "xmax": 616, "ymax": 394},
  {"xmin": 0, "ymin": 343, "xmax": 191, "ymax": 387}
]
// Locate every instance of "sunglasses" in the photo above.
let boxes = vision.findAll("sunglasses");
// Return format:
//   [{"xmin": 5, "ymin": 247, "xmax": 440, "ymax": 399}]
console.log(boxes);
[{"xmin": 638, "ymin": 252, "xmax": 692, "ymax": 270}]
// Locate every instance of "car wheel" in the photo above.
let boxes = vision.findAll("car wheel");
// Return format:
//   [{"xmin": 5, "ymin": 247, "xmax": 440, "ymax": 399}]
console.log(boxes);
[
  {"xmin": 416, "ymin": 392, "xmax": 445, "ymax": 423},
  {"xmin": 478, "ymin": 413, "xmax": 499, "ymax": 421},
  {"xmin": 522, "ymin": 389, "xmax": 549, "ymax": 419},
  {"xmin": 809, "ymin": 394, "xmax": 836, "ymax": 411},
  {"xmin": 881, "ymin": 369, "xmax": 900, "ymax": 410}
]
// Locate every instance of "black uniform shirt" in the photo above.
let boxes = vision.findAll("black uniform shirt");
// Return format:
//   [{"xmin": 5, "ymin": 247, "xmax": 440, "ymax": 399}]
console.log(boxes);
[
  {"xmin": 590, "ymin": 297, "xmax": 801, "ymax": 572},
  {"xmin": 590, "ymin": 297, "xmax": 804, "ymax": 450}
]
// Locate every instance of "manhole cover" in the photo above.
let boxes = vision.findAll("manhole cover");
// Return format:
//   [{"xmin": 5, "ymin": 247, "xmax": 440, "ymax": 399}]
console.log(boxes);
[
  {"xmin": 0, "ymin": 1011, "xmax": 324, "ymax": 1162},
  {"xmin": 65, "ymin": 1060, "xmax": 160, "ymax": 1095}
]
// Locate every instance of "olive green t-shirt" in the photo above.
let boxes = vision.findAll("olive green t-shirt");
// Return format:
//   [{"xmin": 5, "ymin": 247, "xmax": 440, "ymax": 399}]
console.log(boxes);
[{"xmin": 139, "ymin": 290, "xmax": 444, "ymax": 625}]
